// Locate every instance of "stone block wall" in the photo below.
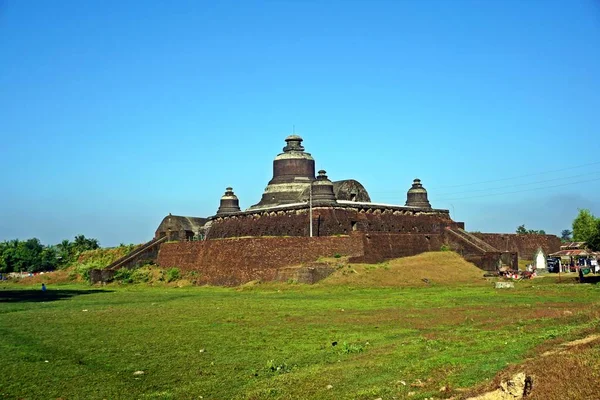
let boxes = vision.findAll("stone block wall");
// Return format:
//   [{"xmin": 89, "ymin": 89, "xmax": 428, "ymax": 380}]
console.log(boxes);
[
  {"xmin": 473, "ymin": 233, "xmax": 562, "ymax": 260},
  {"xmin": 89, "ymin": 269, "xmax": 116, "ymax": 284}
]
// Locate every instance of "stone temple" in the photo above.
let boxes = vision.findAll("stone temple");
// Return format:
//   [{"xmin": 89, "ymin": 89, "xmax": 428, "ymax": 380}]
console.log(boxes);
[{"xmin": 96, "ymin": 135, "xmax": 562, "ymax": 286}]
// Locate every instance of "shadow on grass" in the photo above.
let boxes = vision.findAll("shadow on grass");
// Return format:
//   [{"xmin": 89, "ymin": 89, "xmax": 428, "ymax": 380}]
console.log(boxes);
[
  {"xmin": 0, "ymin": 289, "xmax": 113, "ymax": 303},
  {"xmin": 580, "ymin": 275, "xmax": 600, "ymax": 284}
]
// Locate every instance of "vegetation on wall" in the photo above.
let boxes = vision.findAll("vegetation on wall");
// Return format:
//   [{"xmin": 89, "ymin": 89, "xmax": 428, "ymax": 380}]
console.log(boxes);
[{"xmin": 515, "ymin": 225, "xmax": 546, "ymax": 235}]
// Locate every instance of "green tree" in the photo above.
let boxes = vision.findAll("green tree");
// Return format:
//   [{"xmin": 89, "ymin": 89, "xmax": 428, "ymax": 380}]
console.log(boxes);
[
  {"xmin": 55, "ymin": 239, "xmax": 73, "ymax": 267},
  {"xmin": 73, "ymin": 234, "xmax": 100, "ymax": 253},
  {"xmin": 586, "ymin": 220, "xmax": 600, "ymax": 251},
  {"xmin": 572, "ymin": 209, "xmax": 598, "ymax": 242},
  {"xmin": 0, "ymin": 240, "xmax": 18, "ymax": 273},
  {"xmin": 0, "ymin": 235, "xmax": 100, "ymax": 274},
  {"xmin": 14, "ymin": 238, "xmax": 44, "ymax": 272},
  {"xmin": 560, "ymin": 229, "xmax": 572, "ymax": 241},
  {"xmin": 516, "ymin": 225, "xmax": 527, "ymax": 234},
  {"xmin": 527, "ymin": 229, "xmax": 546, "ymax": 235},
  {"xmin": 516, "ymin": 225, "xmax": 545, "ymax": 235},
  {"xmin": 39, "ymin": 247, "xmax": 58, "ymax": 272}
]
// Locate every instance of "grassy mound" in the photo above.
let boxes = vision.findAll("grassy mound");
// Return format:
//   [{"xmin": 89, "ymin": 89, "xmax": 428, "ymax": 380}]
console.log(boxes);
[
  {"xmin": 322, "ymin": 251, "xmax": 487, "ymax": 287},
  {"xmin": 76, "ymin": 245, "xmax": 138, "ymax": 267}
]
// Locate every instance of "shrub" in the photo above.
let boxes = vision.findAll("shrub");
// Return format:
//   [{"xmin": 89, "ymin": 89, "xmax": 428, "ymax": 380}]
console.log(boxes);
[
  {"xmin": 74, "ymin": 261, "xmax": 105, "ymax": 282},
  {"xmin": 67, "ymin": 269, "xmax": 78, "ymax": 281},
  {"xmin": 440, "ymin": 244, "xmax": 451, "ymax": 252},
  {"xmin": 113, "ymin": 268, "xmax": 133, "ymax": 284},
  {"xmin": 131, "ymin": 267, "xmax": 152, "ymax": 283},
  {"xmin": 166, "ymin": 268, "xmax": 180, "ymax": 282},
  {"xmin": 334, "ymin": 253, "xmax": 342, "ymax": 258}
]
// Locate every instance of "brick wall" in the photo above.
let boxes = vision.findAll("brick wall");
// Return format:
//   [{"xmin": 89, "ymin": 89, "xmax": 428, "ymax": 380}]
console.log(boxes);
[
  {"xmin": 154, "ymin": 230, "xmax": 508, "ymax": 286},
  {"xmin": 207, "ymin": 206, "xmax": 458, "ymax": 239},
  {"xmin": 157, "ymin": 235, "xmax": 364, "ymax": 286},
  {"xmin": 473, "ymin": 233, "xmax": 562, "ymax": 260},
  {"xmin": 350, "ymin": 233, "xmax": 446, "ymax": 264}
]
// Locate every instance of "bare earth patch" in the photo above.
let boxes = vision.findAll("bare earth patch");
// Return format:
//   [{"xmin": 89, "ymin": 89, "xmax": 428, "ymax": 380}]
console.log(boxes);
[{"xmin": 463, "ymin": 332, "xmax": 600, "ymax": 400}]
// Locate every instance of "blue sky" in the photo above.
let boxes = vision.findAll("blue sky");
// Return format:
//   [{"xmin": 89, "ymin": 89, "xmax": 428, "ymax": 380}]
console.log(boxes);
[{"xmin": 1, "ymin": 0, "xmax": 599, "ymax": 246}]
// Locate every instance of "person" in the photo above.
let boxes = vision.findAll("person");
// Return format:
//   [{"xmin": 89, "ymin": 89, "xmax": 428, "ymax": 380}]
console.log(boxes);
[
  {"xmin": 591, "ymin": 258, "xmax": 598, "ymax": 274},
  {"xmin": 41, "ymin": 283, "xmax": 47, "ymax": 292}
]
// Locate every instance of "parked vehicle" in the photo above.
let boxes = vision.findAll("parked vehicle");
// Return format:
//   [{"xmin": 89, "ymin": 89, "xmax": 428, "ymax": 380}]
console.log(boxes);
[{"xmin": 546, "ymin": 257, "xmax": 561, "ymax": 273}]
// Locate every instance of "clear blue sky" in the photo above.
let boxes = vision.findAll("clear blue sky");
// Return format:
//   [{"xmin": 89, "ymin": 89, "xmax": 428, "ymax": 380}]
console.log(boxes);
[{"xmin": 1, "ymin": 0, "xmax": 599, "ymax": 246}]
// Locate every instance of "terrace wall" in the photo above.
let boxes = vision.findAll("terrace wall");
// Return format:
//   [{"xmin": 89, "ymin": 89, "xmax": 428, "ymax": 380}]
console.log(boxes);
[
  {"xmin": 349, "ymin": 233, "xmax": 446, "ymax": 264},
  {"xmin": 207, "ymin": 206, "xmax": 458, "ymax": 239},
  {"xmin": 473, "ymin": 233, "xmax": 562, "ymax": 260},
  {"xmin": 155, "ymin": 230, "xmax": 504, "ymax": 286},
  {"xmin": 157, "ymin": 235, "xmax": 364, "ymax": 286}
]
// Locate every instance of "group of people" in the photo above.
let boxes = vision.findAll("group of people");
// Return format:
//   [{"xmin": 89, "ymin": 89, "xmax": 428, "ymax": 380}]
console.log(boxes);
[{"xmin": 498, "ymin": 269, "xmax": 535, "ymax": 280}]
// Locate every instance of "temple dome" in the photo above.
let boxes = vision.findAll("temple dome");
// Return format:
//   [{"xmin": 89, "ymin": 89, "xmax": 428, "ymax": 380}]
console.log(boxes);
[
  {"xmin": 311, "ymin": 170, "xmax": 337, "ymax": 204},
  {"xmin": 250, "ymin": 135, "xmax": 316, "ymax": 209},
  {"xmin": 405, "ymin": 179, "xmax": 432, "ymax": 209},
  {"xmin": 216, "ymin": 187, "xmax": 241, "ymax": 215},
  {"xmin": 274, "ymin": 135, "xmax": 314, "ymax": 161}
]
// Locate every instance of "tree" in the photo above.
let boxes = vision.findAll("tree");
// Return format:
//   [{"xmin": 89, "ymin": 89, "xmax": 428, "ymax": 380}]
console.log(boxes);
[
  {"xmin": 73, "ymin": 234, "xmax": 100, "ymax": 254},
  {"xmin": 560, "ymin": 229, "xmax": 572, "ymax": 241},
  {"xmin": 528, "ymin": 229, "xmax": 546, "ymax": 235},
  {"xmin": 516, "ymin": 225, "xmax": 545, "ymax": 235},
  {"xmin": 56, "ymin": 239, "xmax": 72, "ymax": 267},
  {"xmin": 572, "ymin": 209, "xmax": 598, "ymax": 242},
  {"xmin": 0, "ymin": 235, "xmax": 99, "ymax": 274},
  {"xmin": 586, "ymin": 220, "xmax": 600, "ymax": 251}
]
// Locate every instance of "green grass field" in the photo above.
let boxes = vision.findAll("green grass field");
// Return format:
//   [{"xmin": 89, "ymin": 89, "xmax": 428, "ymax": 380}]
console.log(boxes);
[{"xmin": 2, "ymin": 274, "xmax": 599, "ymax": 400}]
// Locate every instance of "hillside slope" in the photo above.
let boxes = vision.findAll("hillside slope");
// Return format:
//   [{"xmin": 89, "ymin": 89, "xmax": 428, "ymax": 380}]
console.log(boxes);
[{"xmin": 321, "ymin": 251, "xmax": 488, "ymax": 287}]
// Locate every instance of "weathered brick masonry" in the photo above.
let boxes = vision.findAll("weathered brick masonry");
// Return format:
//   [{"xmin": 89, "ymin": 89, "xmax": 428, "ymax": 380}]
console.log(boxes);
[
  {"xmin": 207, "ymin": 205, "xmax": 459, "ymax": 239},
  {"xmin": 157, "ymin": 235, "xmax": 364, "ymax": 286},
  {"xmin": 349, "ymin": 233, "xmax": 446, "ymax": 264},
  {"xmin": 472, "ymin": 233, "xmax": 561, "ymax": 260},
  {"xmin": 156, "ymin": 230, "xmax": 500, "ymax": 285}
]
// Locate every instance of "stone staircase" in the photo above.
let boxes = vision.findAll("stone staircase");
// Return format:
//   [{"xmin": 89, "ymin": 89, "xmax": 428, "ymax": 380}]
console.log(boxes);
[
  {"xmin": 445, "ymin": 227, "xmax": 503, "ymax": 272},
  {"xmin": 447, "ymin": 228, "xmax": 499, "ymax": 253},
  {"xmin": 106, "ymin": 236, "xmax": 168, "ymax": 270}
]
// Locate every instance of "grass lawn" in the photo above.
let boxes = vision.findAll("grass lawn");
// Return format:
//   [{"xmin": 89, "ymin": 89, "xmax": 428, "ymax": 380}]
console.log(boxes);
[
  {"xmin": 2, "ymin": 277, "xmax": 599, "ymax": 400},
  {"xmin": 2, "ymin": 250, "xmax": 600, "ymax": 400}
]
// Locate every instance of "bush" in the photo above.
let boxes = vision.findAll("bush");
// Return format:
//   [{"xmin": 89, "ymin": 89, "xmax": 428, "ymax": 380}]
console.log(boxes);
[
  {"xmin": 74, "ymin": 261, "xmax": 105, "ymax": 282},
  {"xmin": 166, "ymin": 268, "xmax": 180, "ymax": 283},
  {"xmin": 131, "ymin": 267, "xmax": 152, "ymax": 283},
  {"xmin": 113, "ymin": 268, "xmax": 133, "ymax": 284},
  {"xmin": 440, "ymin": 244, "xmax": 451, "ymax": 252}
]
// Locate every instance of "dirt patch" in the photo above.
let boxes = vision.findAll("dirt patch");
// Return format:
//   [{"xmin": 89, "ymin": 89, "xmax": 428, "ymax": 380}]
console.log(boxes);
[
  {"xmin": 541, "ymin": 334, "xmax": 600, "ymax": 357},
  {"xmin": 561, "ymin": 334, "xmax": 600, "ymax": 347},
  {"xmin": 466, "ymin": 372, "xmax": 532, "ymax": 400},
  {"xmin": 462, "ymin": 332, "xmax": 600, "ymax": 400}
]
